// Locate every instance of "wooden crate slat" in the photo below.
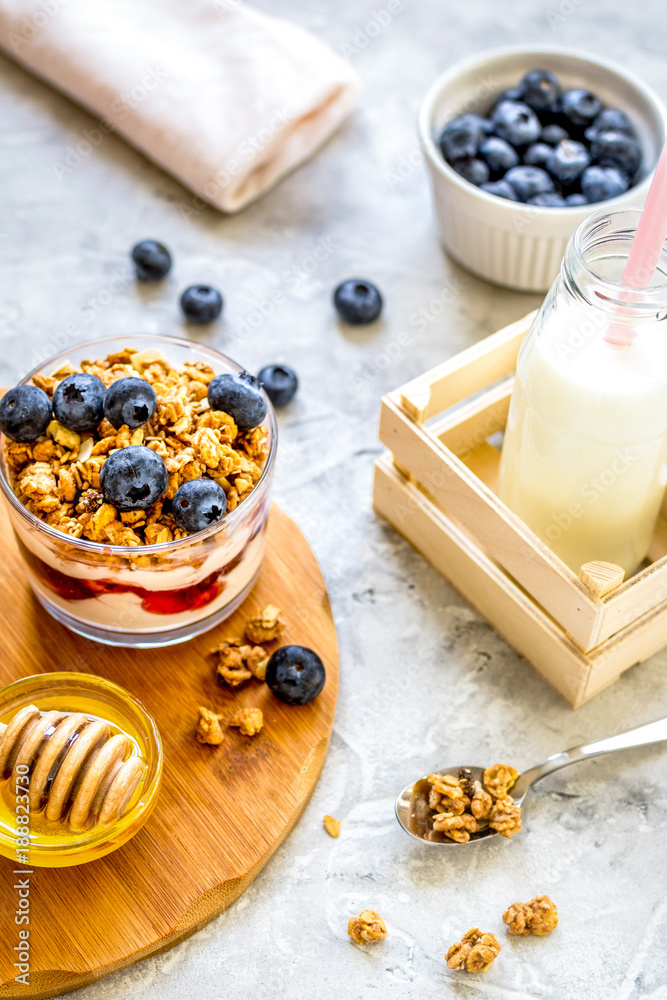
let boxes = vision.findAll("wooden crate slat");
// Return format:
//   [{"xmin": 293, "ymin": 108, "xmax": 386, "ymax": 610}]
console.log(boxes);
[
  {"xmin": 397, "ymin": 311, "xmax": 535, "ymax": 423},
  {"xmin": 432, "ymin": 379, "xmax": 513, "ymax": 457},
  {"xmin": 372, "ymin": 456, "xmax": 590, "ymax": 707},
  {"xmin": 594, "ymin": 553, "xmax": 667, "ymax": 644},
  {"xmin": 378, "ymin": 395, "xmax": 602, "ymax": 650}
]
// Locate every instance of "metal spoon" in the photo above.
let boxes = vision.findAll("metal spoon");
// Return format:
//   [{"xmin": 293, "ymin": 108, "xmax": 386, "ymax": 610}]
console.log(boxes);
[{"xmin": 396, "ymin": 714, "xmax": 667, "ymax": 846}]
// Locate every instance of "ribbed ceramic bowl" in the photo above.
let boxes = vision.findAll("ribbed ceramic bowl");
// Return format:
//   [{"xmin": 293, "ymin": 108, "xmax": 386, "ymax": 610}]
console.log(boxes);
[{"xmin": 418, "ymin": 46, "xmax": 667, "ymax": 291}]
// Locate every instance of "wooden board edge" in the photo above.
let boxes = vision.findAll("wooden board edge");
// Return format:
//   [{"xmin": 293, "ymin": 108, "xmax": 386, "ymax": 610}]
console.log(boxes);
[{"xmin": 0, "ymin": 731, "xmax": 333, "ymax": 1000}]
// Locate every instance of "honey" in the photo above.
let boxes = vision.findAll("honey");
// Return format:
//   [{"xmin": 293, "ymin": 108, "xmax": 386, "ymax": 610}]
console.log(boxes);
[{"xmin": 0, "ymin": 673, "xmax": 162, "ymax": 867}]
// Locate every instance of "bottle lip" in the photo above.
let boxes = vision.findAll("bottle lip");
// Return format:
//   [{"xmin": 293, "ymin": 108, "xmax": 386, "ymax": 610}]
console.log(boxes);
[{"xmin": 567, "ymin": 207, "xmax": 667, "ymax": 312}]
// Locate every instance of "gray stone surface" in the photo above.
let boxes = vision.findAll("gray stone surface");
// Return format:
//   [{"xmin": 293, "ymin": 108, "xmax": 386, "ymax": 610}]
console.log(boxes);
[{"xmin": 2, "ymin": 1, "xmax": 667, "ymax": 998}]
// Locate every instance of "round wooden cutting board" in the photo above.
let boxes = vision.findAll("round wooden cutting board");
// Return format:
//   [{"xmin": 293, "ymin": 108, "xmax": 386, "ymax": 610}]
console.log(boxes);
[{"xmin": 0, "ymin": 504, "xmax": 338, "ymax": 1000}]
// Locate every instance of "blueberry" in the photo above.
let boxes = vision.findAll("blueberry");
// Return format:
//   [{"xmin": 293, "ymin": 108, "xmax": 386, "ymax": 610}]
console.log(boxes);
[
  {"xmin": 518, "ymin": 68, "xmax": 561, "ymax": 113},
  {"xmin": 257, "ymin": 364, "xmax": 298, "ymax": 408},
  {"xmin": 541, "ymin": 124, "xmax": 569, "ymax": 146},
  {"xmin": 450, "ymin": 157, "xmax": 490, "ymax": 186},
  {"xmin": 479, "ymin": 137, "xmax": 518, "ymax": 178},
  {"xmin": 437, "ymin": 113, "xmax": 488, "ymax": 161},
  {"xmin": 265, "ymin": 645, "xmax": 326, "ymax": 706},
  {"xmin": 523, "ymin": 143, "xmax": 552, "ymax": 168},
  {"xmin": 581, "ymin": 165, "xmax": 629, "ymax": 202},
  {"xmin": 172, "ymin": 478, "xmax": 227, "ymax": 533},
  {"xmin": 491, "ymin": 86, "xmax": 522, "ymax": 110},
  {"xmin": 333, "ymin": 279, "xmax": 383, "ymax": 325},
  {"xmin": 504, "ymin": 165, "xmax": 555, "ymax": 202},
  {"xmin": 0, "ymin": 385, "xmax": 52, "ymax": 442},
  {"xmin": 560, "ymin": 89, "xmax": 603, "ymax": 129},
  {"xmin": 527, "ymin": 192, "xmax": 566, "ymax": 206},
  {"xmin": 131, "ymin": 240, "xmax": 172, "ymax": 281},
  {"xmin": 585, "ymin": 108, "xmax": 635, "ymax": 141},
  {"xmin": 52, "ymin": 373, "xmax": 106, "ymax": 432},
  {"xmin": 104, "ymin": 377, "xmax": 157, "ymax": 430},
  {"xmin": 590, "ymin": 131, "xmax": 641, "ymax": 179},
  {"xmin": 180, "ymin": 285, "xmax": 223, "ymax": 324},
  {"xmin": 480, "ymin": 179, "xmax": 519, "ymax": 201},
  {"xmin": 99, "ymin": 446, "xmax": 168, "ymax": 511},
  {"xmin": 207, "ymin": 371, "xmax": 267, "ymax": 430},
  {"xmin": 491, "ymin": 100, "xmax": 541, "ymax": 149},
  {"xmin": 565, "ymin": 192, "xmax": 589, "ymax": 206},
  {"xmin": 546, "ymin": 140, "xmax": 590, "ymax": 185}
]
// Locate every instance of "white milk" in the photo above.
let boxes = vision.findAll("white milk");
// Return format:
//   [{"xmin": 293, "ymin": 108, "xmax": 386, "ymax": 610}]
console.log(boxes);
[{"xmin": 498, "ymin": 306, "xmax": 667, "ymax": 575}]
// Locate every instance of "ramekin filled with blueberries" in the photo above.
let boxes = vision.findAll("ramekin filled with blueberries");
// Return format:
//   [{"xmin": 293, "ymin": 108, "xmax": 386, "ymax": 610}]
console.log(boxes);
[{"xmin": 418, "ymin": 47, "xmax": 666, "ymax": 291}]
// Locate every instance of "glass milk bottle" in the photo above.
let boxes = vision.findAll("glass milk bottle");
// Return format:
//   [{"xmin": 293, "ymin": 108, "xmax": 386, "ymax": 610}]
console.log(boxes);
[{"xmin": 498, "ymin": 208, "xmax": 667, "ymax": 577}]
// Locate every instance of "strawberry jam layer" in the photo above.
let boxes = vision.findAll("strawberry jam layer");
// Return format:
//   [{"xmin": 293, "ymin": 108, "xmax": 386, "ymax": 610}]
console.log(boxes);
[{"xmin": 18, "ymin": 540, "xmax": 244, "ymax": 615}]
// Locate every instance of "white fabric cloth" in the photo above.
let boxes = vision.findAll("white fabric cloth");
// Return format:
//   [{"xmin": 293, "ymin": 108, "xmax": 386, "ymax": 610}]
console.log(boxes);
[{"xmin": 0, "ymin": 0, "xmax": 361, "ymax": 212}]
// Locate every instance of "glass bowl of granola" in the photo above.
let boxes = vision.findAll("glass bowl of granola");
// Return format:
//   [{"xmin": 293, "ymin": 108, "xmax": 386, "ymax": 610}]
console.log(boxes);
[{"xmin": 0, "ymin": 336, "xmax": 277, "ymax": 647}]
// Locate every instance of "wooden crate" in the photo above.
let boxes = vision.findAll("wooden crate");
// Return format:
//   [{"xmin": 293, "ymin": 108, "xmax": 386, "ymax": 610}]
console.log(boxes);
[{"xmin": 373, "ymin": 311, "xmax": 667, "ymax": 707}]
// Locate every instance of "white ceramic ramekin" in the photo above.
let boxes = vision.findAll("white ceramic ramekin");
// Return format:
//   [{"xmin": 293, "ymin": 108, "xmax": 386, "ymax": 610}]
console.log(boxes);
[{"xmin": 418, "ymin": 46, "xmax": 667, "ymax": 292}]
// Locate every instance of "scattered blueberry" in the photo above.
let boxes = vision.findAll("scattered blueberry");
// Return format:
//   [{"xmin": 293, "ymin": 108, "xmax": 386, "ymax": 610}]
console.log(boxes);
[
  {"xmin": 437, "ymin": 113, "xmax": 488, "ymax": 161},
  {"xmin": 0, "ymin": 385, "xmax": 52, "ymax": 442},
  {"xmin": 451, "ymin": 157, "xmax": 490, "ymax": 186},
  {"xmin": 180, "ymin": 285, "xmax": 223, "ymax": 324},
  {"xmin": 541, "ymin": 123, "xmax": 570, "ymax": 146},
  {"xmin": 172, "ymin": 478, "xmax": 227, "ymax": 533},
  {"xmin": 504, "ymin": 165, "xmax": 555, "ymax": 202},
  {"xmin": 52, "ymin": 373, "xmax": 106, "ymax": 432},
  {"xmin": 257, "ymin": 364, "xmax": 298, "ymax": 408},
  {"xmin": 131, "ymin": 240, "xmax": 172, "ymax": 281},
  {"xmin": 560, "ymin": 88, "xmax": 603, "ymax": 129},
  {"xmin": 527, "ymin": 192, "xmax": 566, "ymax": 207},
  {"xmin": 480, "ymin": 180, "xmax": 519, "ymax": 201},
  {"xmin": 565, "ymin": 192, "xmax": 589, "ymax": 206},
  {"xmin": 104, "ymin": 377, "xmax": 157, "ymax": 430},
  {"xmin": 546, "ymin": 140, "xmax": 590, "ymax": 185},
  {"xmin": 590, "ymin": 131, "xmax": 642, "ymax": 178},
  {"xmin": 581, "ymin": 165, "xmax": 629, "ymax": 202},
  {"xmin": 99, "ymin": 446, "xmax": 168, "ymax": 511},
  {"xmin": 265, "ymin": 645, "xmax": 326, "ymax": 706},
  {"xmin": 519, "ymin": 68, "xmax": 561, "ymax": 112},
  {"xmin": 333, "ymin": 279, "xmax": 383, "ymax": 325},
  {"xmin": 208, "ymin": 371, "xmax": 267, "ymax": 430},
  {"xmin": 585, "ymin": 108, "xmax": 635, "ymax": 141},
  {"xmin": 491, "ymin": 100, "xmax": 541, "ymax": 148},
  {"xmin": 523, "ymin": 142, "xmax": 552, "ymax": 168},
  {"xmin": 479, "ymin": 137, "xmax": 519, "ymax": 178}
]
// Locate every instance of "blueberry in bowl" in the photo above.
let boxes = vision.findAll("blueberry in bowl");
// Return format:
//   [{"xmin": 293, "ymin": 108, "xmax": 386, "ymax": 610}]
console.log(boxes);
[
  {"xmin": 104, "ymin": 377, "xmax": 157, "ymax": 430},
  {"xmin": 52, "ymin": 373, "xmax": 106, "ymax": 432},
  {"xmin": 434, "ymin": 64, "xmax": 647, "ymax": 210},
  {"xmin": 208, "ymin": 371, "xmax": 268, "ymax": 430},
  {"xmin": 0, "ymin": 385, "xmax": 52, "ymax": 442},
  {"xmin": 99, "ymin": 446, "xmax": 169, "ymax": 511}
]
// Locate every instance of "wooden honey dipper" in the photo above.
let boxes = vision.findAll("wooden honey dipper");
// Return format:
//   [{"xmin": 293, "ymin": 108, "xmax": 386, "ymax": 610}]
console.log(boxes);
[{"xmin": 0, "ymin": 705, "xmax": 146, "ymax": 833}]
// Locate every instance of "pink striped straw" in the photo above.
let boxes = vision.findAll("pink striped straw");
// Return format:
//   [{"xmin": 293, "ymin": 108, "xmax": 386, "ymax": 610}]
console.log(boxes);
[{"xmin": 605, "ymin": 142, "xmax": 667, "ymax": 345}]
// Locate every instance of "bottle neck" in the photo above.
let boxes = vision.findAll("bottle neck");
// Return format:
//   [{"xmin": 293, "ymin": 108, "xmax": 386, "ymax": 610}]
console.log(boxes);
[{"xmin": 561, "ymin": 208, "xmax": 667, "ymax": 327}]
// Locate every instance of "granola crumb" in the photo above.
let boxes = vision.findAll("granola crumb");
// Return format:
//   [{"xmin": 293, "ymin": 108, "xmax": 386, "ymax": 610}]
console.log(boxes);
[
  {"xmin": 195, "ymin": 706, "xmax": 225, "ymax": 745},
  {"xmin": 446, "ymin": 928, "xmax": 500, "ymax": 973},
  {"xmin": 213, "ymin": 638, "xmax": 269, "ymax": 687},
  {"xmin": 244, "ymin": 604, "xmax": 285, "ymax": 644},
  {"xmin": 348, "ymin": 910, "xmax": 386, "ymax": 945},
  {"xmin": 503, "ymin": 895, "xmax": 558, "ymax": 936},
  {"xmin": 228, "ymin": 707, "xmax": 264, "ymax": 737},
  {"xmin": 323, "ymin": 814, "xmax": 341, "ymax": 838}
]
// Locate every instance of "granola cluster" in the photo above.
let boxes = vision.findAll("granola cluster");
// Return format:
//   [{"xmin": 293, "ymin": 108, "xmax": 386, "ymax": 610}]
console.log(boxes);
[
  {"xmin": 347, "ymin": 910, "xmax": 387, "ymax": 945},
  {"xmin": 503, "ymin": 895, "xmax": 558, "ymax": 936},
  {"xmin": 5, "ymin": 347, "xmax": 269, "ymax": 547},
  {"xmin": 445, "ymin": 928, "xmax": 501, "ymax": 973},
  {"xmin": 194, "ymin": 604, "xmax": 285, "ymax": 744},
  {"xmin": 212, "ymin": 602, "xmax": 285, "ymax": 688},
  {"xmin": 423, "ymin": 764, "xmax": 521, "ymax": 843}
]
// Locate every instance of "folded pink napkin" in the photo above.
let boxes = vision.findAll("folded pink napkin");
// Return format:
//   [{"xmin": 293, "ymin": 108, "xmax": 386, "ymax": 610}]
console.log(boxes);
[{"xmin": 0, "ymin": 0, "xmax": 361, "ymax": 212}]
